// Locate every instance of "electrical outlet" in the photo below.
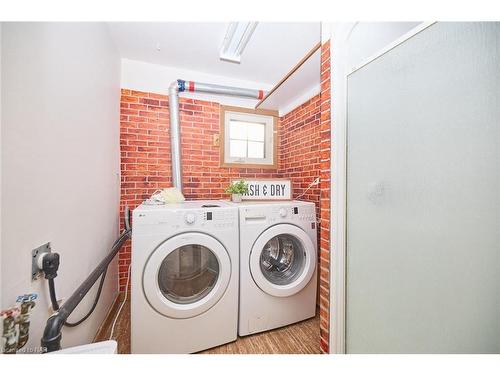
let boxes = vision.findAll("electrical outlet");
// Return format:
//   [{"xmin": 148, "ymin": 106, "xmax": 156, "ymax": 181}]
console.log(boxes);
[
  {"xmin": 32, "ymin": 243, "xmax": 51, "ymax": 281},
  {"xmin": 213, "ymin": 134, "xmax": 220, "ymax": 146}
]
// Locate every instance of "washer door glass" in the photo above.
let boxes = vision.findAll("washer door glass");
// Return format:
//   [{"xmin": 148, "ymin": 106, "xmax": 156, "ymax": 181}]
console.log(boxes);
[
  {"xmin": 143, "ymin": 232, "xmax": 231, "ymax": 319},
  {"xmin": 249, "ymin": 224, "xmax": 316, "ymax": 298},
  {"xmin": 260, "ymin": 234, "xmax": 305, "ymax": 285},
  {"xmin": 158, "ymin": 244, "xmax": 219, "ymax": 304}
]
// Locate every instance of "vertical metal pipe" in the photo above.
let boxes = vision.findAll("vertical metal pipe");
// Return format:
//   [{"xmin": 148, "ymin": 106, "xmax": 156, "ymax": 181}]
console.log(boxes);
[{"xmin": 169, "ymin": 81, "xmax": 182, "ymax": 191}]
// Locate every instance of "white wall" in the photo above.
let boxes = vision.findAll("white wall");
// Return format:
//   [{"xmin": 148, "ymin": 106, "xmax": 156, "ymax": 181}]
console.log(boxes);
[
  {"xmin": 1, "ymin": 23, "xmax": 121, "ymax": 350},
  {"xmin": 345, "ymin": 22, "xmax": 420, "ymax": 71},
  {"xmin": 121, "ymin": 58, "xmax": 274, "ymax": 108}
]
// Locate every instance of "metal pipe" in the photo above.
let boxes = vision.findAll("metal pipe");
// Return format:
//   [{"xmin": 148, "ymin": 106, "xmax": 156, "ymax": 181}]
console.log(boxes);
[
  {"xmin": 179, "ymin": 80, "xmax": 265, "ymax": 100},
  {"xmin": 168, "ymin": 79, "xmax": 266, "ymax": 193},
  {"xmin": 169, "ymin": 81, "xmax": 183, "ymax": 191}
]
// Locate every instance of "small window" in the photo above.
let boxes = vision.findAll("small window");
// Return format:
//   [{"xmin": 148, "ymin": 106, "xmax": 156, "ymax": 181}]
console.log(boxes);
[{"xmin": 221, "ymin": 106, "xmax": 277, "ymax": 168}]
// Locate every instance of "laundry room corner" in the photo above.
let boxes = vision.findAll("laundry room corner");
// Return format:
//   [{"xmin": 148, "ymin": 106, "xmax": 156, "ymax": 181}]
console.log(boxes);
[
  {"xmin": 3, "ymin": 4, "xmax": 498, "ymax": 364},
  {"xmin": 105, "ymin": 21, "xmax": 332, "ymax": 354},
  {"xmin": 0, "ymin": 20, "xmax": 330, "ymax": 355}
]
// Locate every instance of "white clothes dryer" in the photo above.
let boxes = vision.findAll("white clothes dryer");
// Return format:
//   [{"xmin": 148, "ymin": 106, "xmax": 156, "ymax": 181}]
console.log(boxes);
[{"xmin": 233, "ymin": 200, "xmax": 317, "ymax": 336}]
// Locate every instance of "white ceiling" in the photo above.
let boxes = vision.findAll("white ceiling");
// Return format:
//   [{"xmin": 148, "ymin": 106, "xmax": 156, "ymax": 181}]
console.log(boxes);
[{"xmin": 107, "ymin": 22, "xmax": 320, "ymax": 86}]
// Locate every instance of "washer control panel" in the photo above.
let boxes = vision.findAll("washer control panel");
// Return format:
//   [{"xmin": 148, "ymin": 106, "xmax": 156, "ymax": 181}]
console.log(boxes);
[
  {"xmin": 184, "ymin": 213, "xmax": 196, "ymax": 224},
  {"xmin": 134, "ymin": 207, "xmax": 237, "ymax": 230},
  {"xmin": 202, "ymin": 209, "xmax": 236, "ymax": 229},
  {"xmin": 278, "ymin": 207, "xmax": 288, "ymax": 218}
]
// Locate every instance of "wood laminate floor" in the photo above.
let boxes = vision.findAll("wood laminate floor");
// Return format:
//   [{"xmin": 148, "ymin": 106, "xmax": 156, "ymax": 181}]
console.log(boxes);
[{"xmin": 94, "ymin": 297, "xmax": 320, "ymax": 354}]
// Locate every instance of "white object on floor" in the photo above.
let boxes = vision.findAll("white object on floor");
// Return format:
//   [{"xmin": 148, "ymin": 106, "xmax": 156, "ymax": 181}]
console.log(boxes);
[
  {"xmin": 131, "ymin": 200, "xmax": 239, "ymax": 353},
  {"xmin": 109, "ymin": 264, "xmax": 131, "ymax": 341},
  {"xmin": 53, "ymin": 340, "xmax": 117, "ymax": 354},
  {"xmin": 229, "ymin": 200, "xmax": 318, "ymax": 336}
]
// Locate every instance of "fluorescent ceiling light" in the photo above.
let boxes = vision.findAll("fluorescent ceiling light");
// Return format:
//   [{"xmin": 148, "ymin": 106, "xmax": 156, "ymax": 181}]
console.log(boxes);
[{"xmin": 220, "ymin": 22, "xmax": 258, "ymax": 64}]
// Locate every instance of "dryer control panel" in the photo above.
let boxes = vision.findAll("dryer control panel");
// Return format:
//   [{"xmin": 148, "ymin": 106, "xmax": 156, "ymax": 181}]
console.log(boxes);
[
  {"xmin": 270, "ymin": 204, "xmax": 316, "ymax": 223},
  {"xmin": 242, "ymin": 202, "xmax": 316, "ymax": 224}
]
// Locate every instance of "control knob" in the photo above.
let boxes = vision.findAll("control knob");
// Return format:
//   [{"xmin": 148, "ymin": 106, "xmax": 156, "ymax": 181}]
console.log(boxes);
[
  {"xmin": 278, "ymin": 207, "xmax": 287, "ymax": 218},
  {"xmin": 185, "ymin": 213, "xmax": 196, "ymax": 224}
]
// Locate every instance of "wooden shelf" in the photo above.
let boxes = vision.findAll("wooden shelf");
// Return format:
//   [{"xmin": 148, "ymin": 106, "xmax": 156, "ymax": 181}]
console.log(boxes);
[{"xmin": 255, "ymin": 42, "xmax": 321, "ymax": 116}]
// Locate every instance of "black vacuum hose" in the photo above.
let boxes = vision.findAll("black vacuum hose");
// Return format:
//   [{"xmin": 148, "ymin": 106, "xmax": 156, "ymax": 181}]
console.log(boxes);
[
  {"xmin": 48, "ymin": 278, "xmax": 60, "ymax": 311},
  {"xmin": 63, "ymin": 269, "xmax": 107, "ymax": 327},
  {"xmin": 47, "ymin": 233, "xmax": 124, "ymax": 328},
  {"xmin": 42, "ymin": 207, "xmax": 131, "ymax": 351},
  {"xmin": 48, "ymin": 266, "xmax": 106, "ymax": 327}
]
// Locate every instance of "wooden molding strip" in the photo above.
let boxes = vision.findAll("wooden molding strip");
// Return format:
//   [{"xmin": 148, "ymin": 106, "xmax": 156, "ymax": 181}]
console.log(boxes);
[{"xmin": 255, "ymin": 42, "xmax": 321, "ymax": 109}]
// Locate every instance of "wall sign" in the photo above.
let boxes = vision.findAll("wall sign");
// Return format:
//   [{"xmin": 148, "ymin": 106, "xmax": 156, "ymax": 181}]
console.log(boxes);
[{"xmin": 238, "ymin": 179, "xmax": 292, "ymax": 201}]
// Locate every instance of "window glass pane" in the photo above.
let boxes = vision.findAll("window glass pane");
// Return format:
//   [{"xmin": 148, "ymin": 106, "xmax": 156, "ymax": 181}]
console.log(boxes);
[
  {"xmin": 158, "ymin": 244, "xmax": 219, "ymax": 304},
  {"xmin": 247, "ymin": 122, "xmax": 266, "ymax": 141},
  {"xmin": 247, "ymin": 141, "xmax": 265, "ymax": 158},
  {"xmin": 225, "ymin": 112, "xmax": 273, "ymax": 165},
  {"xmin": 229, "ymin": 140, "xmax": 247, "ymax": 158},
  {"xmin": 229, "ymin": 120, "xmax": 247, "ymax": 140}
]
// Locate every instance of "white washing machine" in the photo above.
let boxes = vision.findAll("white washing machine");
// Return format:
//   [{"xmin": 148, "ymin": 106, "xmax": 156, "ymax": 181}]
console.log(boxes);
[
  {"xmin": 234, "ymin": 200, "xmax": 317, "ymax": 336},
  {"xmin": 131, "ymin": 200, "xmax": 239, "ymax": 353}
]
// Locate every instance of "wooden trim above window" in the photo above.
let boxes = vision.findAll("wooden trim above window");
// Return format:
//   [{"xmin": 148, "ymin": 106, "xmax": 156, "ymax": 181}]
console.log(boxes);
[
  {"xmin": 220, "ymin": 105, "xmax": 279, "ymax": 117},
  {"xmin": 220, "ymin": 105, "xmax": 279, "ymax": 169}
]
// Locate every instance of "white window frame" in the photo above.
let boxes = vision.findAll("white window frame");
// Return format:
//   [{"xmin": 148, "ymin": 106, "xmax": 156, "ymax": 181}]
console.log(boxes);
[{"xmin": 221, "ymin": 107, "xmax": 277, "ymax": 168}]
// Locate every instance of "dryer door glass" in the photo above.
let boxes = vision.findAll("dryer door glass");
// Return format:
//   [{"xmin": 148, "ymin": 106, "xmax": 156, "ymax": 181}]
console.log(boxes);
[
  {"xmin": 260, "ymin": 234, "xmax": 306, "ymax": 285},
  {"xmin": 158, "ymin": 244, "xmax": 219, "ymax": 304}
]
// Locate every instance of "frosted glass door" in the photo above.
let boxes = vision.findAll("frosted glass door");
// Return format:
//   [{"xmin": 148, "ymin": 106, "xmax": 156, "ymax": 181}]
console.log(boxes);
[{"xmin": 346, "ymin": 22, "xmax": 500, "ymax": 353}]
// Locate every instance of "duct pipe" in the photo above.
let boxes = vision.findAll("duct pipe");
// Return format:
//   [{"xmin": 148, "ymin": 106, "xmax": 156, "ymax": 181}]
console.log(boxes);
[
  {"xmin": 169, "ymin": 81, "xmax": 183, "ymax": 190},
  {"xmin": 178, "ymin": 79, "xmax": 265, "ymax": 100},
  {"xmin": 168, "ymin": 79, "xmax": 267, "ymax": 192}
]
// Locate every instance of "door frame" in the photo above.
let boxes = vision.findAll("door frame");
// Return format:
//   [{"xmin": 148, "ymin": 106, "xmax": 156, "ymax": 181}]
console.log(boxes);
[{"xmin": 328, "ymin": 21, "xmax": 436, "ymax": 354}]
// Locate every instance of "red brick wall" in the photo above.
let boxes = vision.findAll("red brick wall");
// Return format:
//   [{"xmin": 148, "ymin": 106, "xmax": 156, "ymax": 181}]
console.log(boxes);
[
  {"xmin": 118, "ymin": 78, "xmax": 330, "ymax": 353},
  {"xmin": 119, "ymin": 90, "xmax": 282, "ymax": 288},
  {"xmin": 280, "ymin": 95, "xmax": 322, "ymax": 305},
  {"xmin": 319, "ymin": 40, "xmax": 331, "ymax": 354},
  {"xmin": 280, "ymin": 94, "xmax": 321, "ymax": 205},
  {"xmin": 119, "ymin": 91, "xmax": 168, "ymax": 285}
]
